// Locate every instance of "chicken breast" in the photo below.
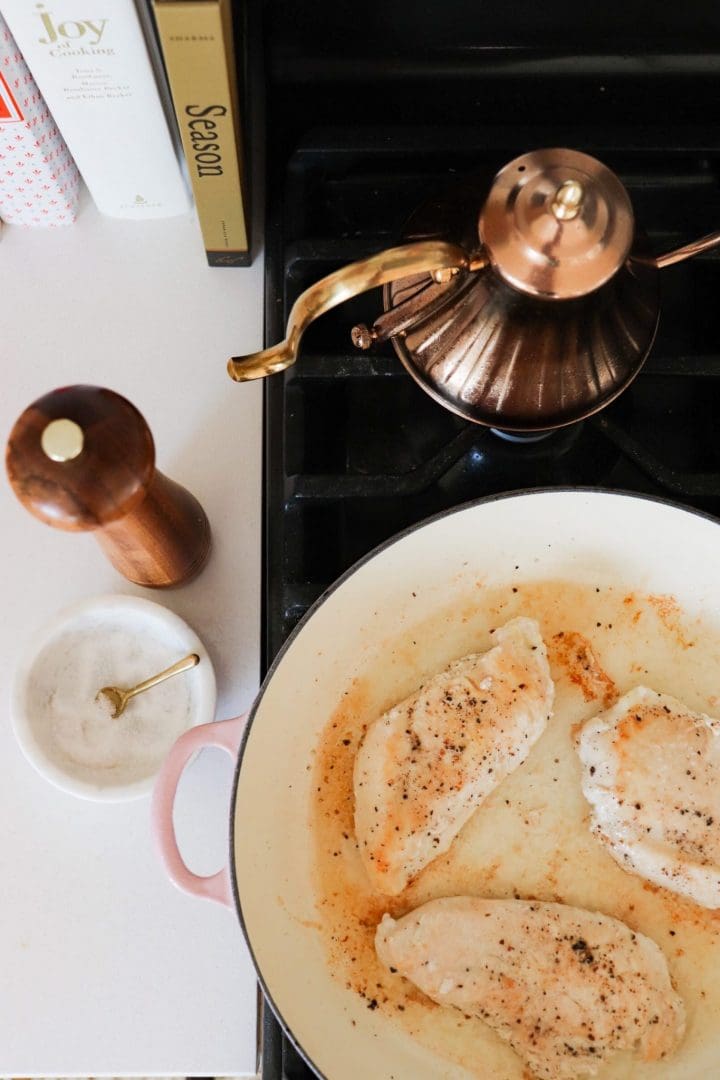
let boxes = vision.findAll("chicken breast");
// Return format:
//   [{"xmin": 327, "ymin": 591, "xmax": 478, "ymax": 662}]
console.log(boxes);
[
  {"xmin": 576, "ymin": 686, "xmax": 720, "ymax": 908},
  {"xmin": 354, "ymin": 616, "xmax": 553, "ymax": 895},
  {"xmin": 376, "ymin": 896, "xmax": 685, "ymax": 1080}
]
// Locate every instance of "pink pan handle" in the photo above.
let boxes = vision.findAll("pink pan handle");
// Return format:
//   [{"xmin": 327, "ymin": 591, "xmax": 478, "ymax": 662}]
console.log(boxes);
[{"xmin": 152, "ymin": 713, "xmax": 248, "ymax": 907}]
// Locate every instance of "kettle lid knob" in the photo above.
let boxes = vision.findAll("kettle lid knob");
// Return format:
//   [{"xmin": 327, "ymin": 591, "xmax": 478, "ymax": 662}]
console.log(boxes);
[
  {"xmin": 551, "ymin": 179, "xmax": 584, "ymax": 221},
  {"xmin": 479, "ymin": 148, "xmax": 635, "ymax": 299}
]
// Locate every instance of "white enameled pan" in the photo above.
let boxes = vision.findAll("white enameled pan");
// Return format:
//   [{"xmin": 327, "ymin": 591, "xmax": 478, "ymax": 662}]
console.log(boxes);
[{"xmin": 154, "ymin": 489, "xmax": 720, "ymax": 1080}]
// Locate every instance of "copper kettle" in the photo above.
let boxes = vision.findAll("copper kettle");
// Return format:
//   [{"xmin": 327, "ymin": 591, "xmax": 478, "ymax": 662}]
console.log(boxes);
[{"xmin": 228, "ymin": 148, "xmax": 720, "ymax": 431}]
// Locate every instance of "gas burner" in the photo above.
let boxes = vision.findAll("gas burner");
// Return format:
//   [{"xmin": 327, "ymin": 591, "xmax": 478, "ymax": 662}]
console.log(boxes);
[{"xmin": 490, "ymin": 429, "xmax": 556, "ymax": 442}]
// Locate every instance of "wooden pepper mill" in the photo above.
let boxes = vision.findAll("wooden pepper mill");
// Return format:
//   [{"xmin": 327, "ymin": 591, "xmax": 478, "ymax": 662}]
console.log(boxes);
[{"xmin": 6, "ymin": 385, "xmax": 211, "ymax": 587}]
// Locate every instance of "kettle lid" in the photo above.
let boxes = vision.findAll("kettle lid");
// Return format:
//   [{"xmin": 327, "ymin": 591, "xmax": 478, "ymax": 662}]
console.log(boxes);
[{"xmin": 479, "ymin": 148, "xmax": 634, "ymax": 299}]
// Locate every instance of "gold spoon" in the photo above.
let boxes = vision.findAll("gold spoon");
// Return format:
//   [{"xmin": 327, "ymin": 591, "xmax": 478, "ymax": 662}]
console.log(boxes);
[{"xmin": 96, "ymin": 653, "xmax": 200, "ymax": 719}]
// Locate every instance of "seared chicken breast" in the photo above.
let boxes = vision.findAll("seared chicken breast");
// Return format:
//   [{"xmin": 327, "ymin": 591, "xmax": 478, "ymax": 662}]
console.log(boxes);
[
  {"xmin": 376, "ymin": 896, "xmax": 685, "ymax": 1080},
  {"xmin": 354, "ymin": 616, "xmax": 553, "ymax": 895},
  {"xmin": 577, "ymin": 686, "xmax": 720, "ymax": 908}
]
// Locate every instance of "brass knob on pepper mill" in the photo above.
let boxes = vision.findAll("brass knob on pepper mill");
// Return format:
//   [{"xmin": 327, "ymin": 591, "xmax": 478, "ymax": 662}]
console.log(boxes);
[{"xmin": 5, "ymin": 385, "xmax": 211, "ymax": 588}]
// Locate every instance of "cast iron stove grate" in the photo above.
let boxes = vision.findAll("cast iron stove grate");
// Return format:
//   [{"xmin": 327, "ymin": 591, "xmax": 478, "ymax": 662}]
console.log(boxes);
[{"xmin": 260, "ymin": 127, "xmax": 720, "ymax": 1080}]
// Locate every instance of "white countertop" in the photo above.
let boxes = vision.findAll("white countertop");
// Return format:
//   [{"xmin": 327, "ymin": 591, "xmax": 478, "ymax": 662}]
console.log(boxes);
[{"xmin": 0, "ymin": 194, "xmax": 263, "ymax": 1076}]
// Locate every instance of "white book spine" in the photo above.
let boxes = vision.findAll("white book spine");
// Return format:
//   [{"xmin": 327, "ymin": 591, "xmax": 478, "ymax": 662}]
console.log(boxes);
[{"xmin": 1, "ymin": 0, "xmax": 191, "ymax": 219}]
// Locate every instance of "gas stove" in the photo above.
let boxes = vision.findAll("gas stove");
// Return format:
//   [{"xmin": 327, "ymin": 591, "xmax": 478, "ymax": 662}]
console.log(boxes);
[
  {"xmin": 262, "ymin": 130, "xmax": 720, "ymax": 663},
  {"xmin": 256, "ymin": 5, "xmax": 720, "ymax": 1075}
]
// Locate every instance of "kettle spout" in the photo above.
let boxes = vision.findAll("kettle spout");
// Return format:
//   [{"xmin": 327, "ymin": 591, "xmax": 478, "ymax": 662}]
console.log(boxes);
[{"xmin": 650, "ymin": 229, "xmax": 720, "ymax": 269}]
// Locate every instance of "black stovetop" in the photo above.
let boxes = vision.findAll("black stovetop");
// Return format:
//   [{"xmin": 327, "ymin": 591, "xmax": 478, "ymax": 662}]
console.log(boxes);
[
  {"xmin": 262, "ymin": 127, "xmax": 720, "ymax": 658},
  {"xmin": 253, "ymin": 3, "xmax": 720, "ymax": 1073},
  {"xmin": 258, "ymin": 129, "xmax": 720, "ymax": 1080}
]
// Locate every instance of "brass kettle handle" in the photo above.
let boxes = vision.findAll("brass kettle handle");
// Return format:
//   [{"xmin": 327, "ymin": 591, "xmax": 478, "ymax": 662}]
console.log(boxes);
[{"xmin": 227, "ymin": 240, "xmax": 473, "ymax": 382}]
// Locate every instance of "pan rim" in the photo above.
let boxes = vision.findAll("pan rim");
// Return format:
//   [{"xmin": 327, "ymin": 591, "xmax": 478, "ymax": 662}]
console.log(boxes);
[{"xmin": 228, "ymin": 483, "xmax": 720, "ymax": 1078}]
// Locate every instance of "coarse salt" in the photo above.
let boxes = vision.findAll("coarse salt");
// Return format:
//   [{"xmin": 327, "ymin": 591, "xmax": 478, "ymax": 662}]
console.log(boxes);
[{"xmin": 26, "ymin": 614, "xmax": 194, "ymax": 790}]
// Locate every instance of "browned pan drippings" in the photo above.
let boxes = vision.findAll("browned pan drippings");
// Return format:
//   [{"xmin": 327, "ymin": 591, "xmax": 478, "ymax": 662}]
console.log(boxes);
[{"xmin": 312, "ymin": 579, "xmax": 720, "ymax": 1078}]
